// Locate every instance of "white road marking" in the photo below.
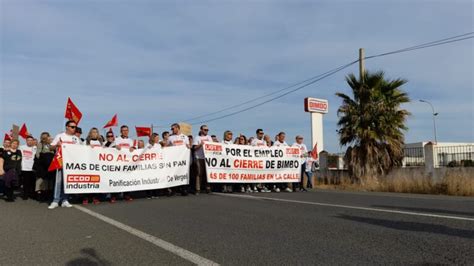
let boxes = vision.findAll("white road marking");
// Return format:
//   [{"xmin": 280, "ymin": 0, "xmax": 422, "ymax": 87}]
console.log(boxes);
[
  {"xmin": 216, "ymin": 193, "xmax": 474, "ymax": 222},
  {"xmin": 74, "ymin": 205, "xmax": 219, "ymax": 266}
]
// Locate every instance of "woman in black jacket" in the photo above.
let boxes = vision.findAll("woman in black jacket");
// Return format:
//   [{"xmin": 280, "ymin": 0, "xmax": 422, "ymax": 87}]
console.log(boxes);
[{"xmin": 3, "ymin": 139, "xmax": 22, "ymax": 202}]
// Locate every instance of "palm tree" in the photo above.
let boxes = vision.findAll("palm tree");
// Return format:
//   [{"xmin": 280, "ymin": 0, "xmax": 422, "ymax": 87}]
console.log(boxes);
[{"xmin": 336, "ymin": 70, "xmax": 410, "ymax": 182}]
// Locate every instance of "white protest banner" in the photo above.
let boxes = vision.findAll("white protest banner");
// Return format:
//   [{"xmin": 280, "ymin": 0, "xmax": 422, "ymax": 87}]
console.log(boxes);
[
  {"xmin": 62, "ymin": 144, "xmax": 190, "ymax": 194},
  {"xmin": 203, "ymin": 143, "xmax": 301, "ymax": 183}
]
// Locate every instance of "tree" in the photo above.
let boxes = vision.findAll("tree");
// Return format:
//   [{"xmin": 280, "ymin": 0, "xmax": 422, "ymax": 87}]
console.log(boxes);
[{"xmin": 336, "ymin": 70, "xmax": 410, "ymax": 182}]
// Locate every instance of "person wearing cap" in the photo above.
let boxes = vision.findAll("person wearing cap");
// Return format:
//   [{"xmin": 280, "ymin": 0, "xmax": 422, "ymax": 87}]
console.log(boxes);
[
  {"xmin": 75, "ymin": 127, "xmax": 85, "ymax": 142},
  {"xmin": 193, "ymin": 125, "xmax": 213, "ymax": 194},
  {"xmin": 221, "ymin": 130, "xmax": 234, "ymax": 193},
  {"xmin": 293, "ymin": 135, "xmax": 308, "ymax": 192},
  {"xmin": 273, "ymin": 132, "xmax": 292, "ymax": 192},
  {"xmin": 251, "ymin": 129, "xmax": 270, "ymax": 193}
]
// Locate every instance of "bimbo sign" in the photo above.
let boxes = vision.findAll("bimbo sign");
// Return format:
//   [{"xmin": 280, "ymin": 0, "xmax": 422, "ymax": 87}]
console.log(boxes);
[{"xmin": 304, "ymin": 98, "xmax": 328, "ymax": 113}]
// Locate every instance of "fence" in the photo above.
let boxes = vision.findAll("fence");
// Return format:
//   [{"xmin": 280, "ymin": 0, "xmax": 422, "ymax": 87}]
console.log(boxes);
[
  {"xmin": 402, "ymin": 147, "xmax": 425, "ymax": 167},
  {"xmin": 434, "ymin": 145, "xmax": 474, "ymax": 167}
]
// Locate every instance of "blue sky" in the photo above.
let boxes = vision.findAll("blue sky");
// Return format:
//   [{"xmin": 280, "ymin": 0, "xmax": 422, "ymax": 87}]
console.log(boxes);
[{"xmin": 1, "ymin": 0, "xmax": 473, "ymax": 152}]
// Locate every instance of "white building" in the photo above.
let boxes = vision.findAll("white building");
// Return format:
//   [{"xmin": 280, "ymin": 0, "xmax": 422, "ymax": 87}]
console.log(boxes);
[{"xmin": 403, "ymin": 142, "xmax": 474, "ymax": 167}]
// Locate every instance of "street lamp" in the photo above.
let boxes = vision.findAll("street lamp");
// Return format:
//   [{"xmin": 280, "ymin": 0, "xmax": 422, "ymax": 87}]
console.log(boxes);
[{"xmin": 419, "ymin": 99, "xmax": 438, "ymax": 143}]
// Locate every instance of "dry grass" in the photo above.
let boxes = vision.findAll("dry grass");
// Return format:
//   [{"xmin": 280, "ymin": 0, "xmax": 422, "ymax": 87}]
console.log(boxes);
[
  {"xmin": 314, "ymin": 167, "xmax": 474, "ymax": 196},
  {"xmin": 440, "ymin": 168, "xmax": 474, "ymax": 196}
]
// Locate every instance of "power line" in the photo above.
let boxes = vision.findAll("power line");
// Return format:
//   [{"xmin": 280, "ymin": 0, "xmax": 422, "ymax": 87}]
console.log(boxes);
[
  {"xmin": 191, "ymin": 60, "xmax": 359, "ymax": 125},
  {"xmin": 365, "ymin": 32, "xmax": 473, "ymax": 59},
  {"xmin": 154, "ymin": 32, "xmax": 473, "ymax": 127}
]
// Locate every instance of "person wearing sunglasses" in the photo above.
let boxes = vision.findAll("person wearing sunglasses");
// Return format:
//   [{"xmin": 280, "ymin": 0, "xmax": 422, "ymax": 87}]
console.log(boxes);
[
  {"xmin": 48, "ymin": 120, "xmax": 82, "ymax": 209},
  {"xmin": 103, "ymin": 131, "xmax": 116, "ymax": 148},
  {"xmin": 102, "ymin": 131, "xmax": 118, "ymax": 202},
  {"xmin": 250, "ymin": 129, "xmax": 270, "ymax": 193}
]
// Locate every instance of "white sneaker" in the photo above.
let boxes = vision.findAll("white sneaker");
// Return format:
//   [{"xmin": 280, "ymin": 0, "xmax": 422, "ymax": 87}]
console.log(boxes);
[
  {"xmin": 253, "ymin": 187, "xmax": 259, "ymax": 193},
  {"xmin": 274, "ymin": 188, "xmax": 280, "ymax": 193},
  {"xmin": 285, "ymin": 187, "xmax": 293, "ymax": 193},
  {"xmin": 48, "ymin": 202, "xmax": 59, "ymax": 210},
  {"xmin": 262, "ymin": 187, "xmax": 271, "ymax": 193},
  {"xmin": 61, "ymin": 201, "xmax": 73, "ymax": 208},
  {"xmin": 241, "ymin": 187, "xmax": 246, "ymax": 193},
  {"xmin": 246, "ymin": 187, "xmax": 253, "ymax": 193}
]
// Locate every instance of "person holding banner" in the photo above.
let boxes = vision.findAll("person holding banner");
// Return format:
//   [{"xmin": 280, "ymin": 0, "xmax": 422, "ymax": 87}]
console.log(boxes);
[
  {"xmin": 86, "ymin": 128, "xmax": 103, "ymax": 148},
  {"xmin": 235, "ymin": 134, "xmax": 249, "ymax": 192},
  {"xmin": 81, "ymin": 128, "xmax": 104, "ymax": 205},
  {"xmin": 193, "ymin": 125, "xmax": 213, "ymax": 194},
  {"xmin": 137, "ymin": 140, "xmax": 145, "ymax": 149},
  {"xmin": 102, "ymin": 131, "xmax": 117, "ymax": 202},
  {"xmin": 239, "ymin": 135, "xmax": 247, "ymax": 145},
  {"xmin": 115, "ymin": 125, "xmax": 136, "ymax": 152},
  {"xmin": 221, "ymin": 130, "xmax": 234, "ymax": 193},
  {"xmin": 273, "ymin": 132, "xmax": 292, "ymax": 193},
  {"xmin": 146, "ymin": 133, "xmax": 161, "ymax": 199},
  {"xmin": 160, "ymin": 131, "xmax": 170, "ymax": 147},
  {"xmin": 168, "ymin": 123, "xmax": 190, "ymax": 196},
  {"xmin": 251, "ymin": 129, "xmax": 270, "ymax": 193},
  {"xmin": 75, "ymin": 127, "xmax": 85, "ymax": 142},
  {"xmin": 48, "ymin": 120, "xmax": 82, "ymax": 209},
  {"xmin": 292, "ymin": 135, "xmax": 308, "ymax": 192},
  {"xmin": 113, "ymin": 125, "xmax": 136, "ymax": 201},
  {"xmin": 264, "ymin": 134, "xmax": 274, "ymax": 147},
  {"xmin": 103, "ymin": 131, "xmax": 116, "ymax": 148}
]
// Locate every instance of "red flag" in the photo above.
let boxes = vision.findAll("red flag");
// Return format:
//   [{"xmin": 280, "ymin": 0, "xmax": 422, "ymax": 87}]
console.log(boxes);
[
  {"xmin": 311, "ymin": 143, "xmax": 318, "ymax": 160},
  {"xmin": 4, "ymin": 133, "xmax": 12, "ymax": 142},
  {"xmin": 135, "ymin": 126, "xmax": 151, "ymax": 137},
  {"xmin": 65, "ymin": 97, "xmax": 83, "ymax": 124},
  {"xmin": 19, "ymin": 123, "xmax": 30, "ymax": 139},
  {"xmin": 103, "ymin": 114, "xmax": 118, "ymax": 128},
  {"xmin": 48, "ymin": 146, "xmax": 63, "ymax": 171}
]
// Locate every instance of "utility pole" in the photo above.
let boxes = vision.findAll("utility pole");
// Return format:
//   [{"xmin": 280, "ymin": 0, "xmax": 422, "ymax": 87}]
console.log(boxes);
[{"xmin": 359, "ymin": 48, "xmax": 365, "ymax": 81}]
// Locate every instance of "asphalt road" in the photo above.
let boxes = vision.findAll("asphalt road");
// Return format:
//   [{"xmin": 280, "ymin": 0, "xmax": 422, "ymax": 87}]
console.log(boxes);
[{"xmin": 1, "ymin": 189, "xmax": 473, "ymax": 265}]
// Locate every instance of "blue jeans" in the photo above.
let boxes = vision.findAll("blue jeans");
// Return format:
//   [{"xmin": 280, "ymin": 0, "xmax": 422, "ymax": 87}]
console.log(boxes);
[
  {"xmin": 305, "ymin": 171, "xmax": 313, "ymax": 188},
  {"xmin": 53, "ymin": 169, "xmax": 68, "ymax": 203}
]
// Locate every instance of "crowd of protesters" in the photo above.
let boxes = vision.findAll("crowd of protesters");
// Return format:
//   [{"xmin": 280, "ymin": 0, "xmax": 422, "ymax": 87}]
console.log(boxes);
[{"xmin": 0, "ymin": 120, "xmax": 318, "ymax": 209}]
